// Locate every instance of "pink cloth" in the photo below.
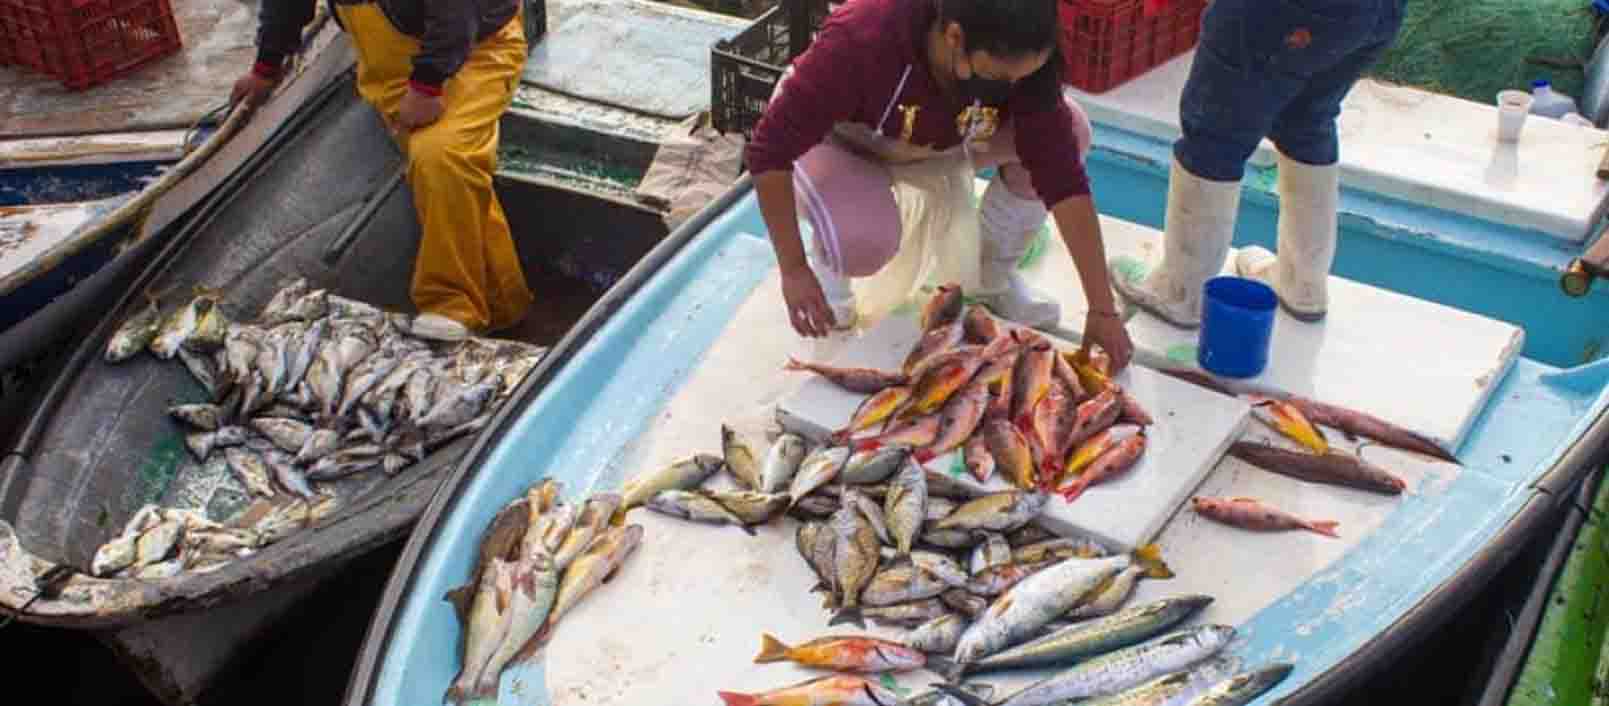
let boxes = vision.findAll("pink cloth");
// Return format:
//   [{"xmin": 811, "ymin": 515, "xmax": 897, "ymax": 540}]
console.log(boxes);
[{"xmin": 796, "ymin": 98, "xmax": 1094, "ymax": 277}]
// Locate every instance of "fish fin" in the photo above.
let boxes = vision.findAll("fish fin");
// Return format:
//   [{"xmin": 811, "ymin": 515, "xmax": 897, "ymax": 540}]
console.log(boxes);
[
  {"xmin": 931, "ymin": 683, "xmax": 992, "ymax": 706},
  {"xmin": 442, "ymin": 583, "xmax": 474, "ymax": 625},
  {"xmin": 718, "ymin": 692, "xmax": 759, "ymax": 706},
  {"xmin": 1308, "ymin": 520, "xmax": 1341, "ymax": 538},
  {"xmin": 926, "ymin": 655, "xmax": 968, "ymax": 683},
  {"xmin": 737, "ymin": 522, "xmax": 758, "ymax": 537},
  {"xmin": 753, "ymin": 632, "xmax": 792, "ymax": 663},
  {"xmin": 828, "ymin": 606, "xmax": 865, "ymax": 628},
  {"xmin": 1132, "ymin": 543, "xmax": 1173, "ymax": 578}
]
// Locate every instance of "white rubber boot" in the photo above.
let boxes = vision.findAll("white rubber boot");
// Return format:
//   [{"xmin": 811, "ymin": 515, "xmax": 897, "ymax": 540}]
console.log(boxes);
[
  {"xmin": 1234, "ymin": 152, "xmax": 1337, "ymax": 322},
  {"xmin": 1108, "ymin": 155, "xmax": 1241, "ymax": 329},
  {"xmin": 976, "ymin": 175, "xmax": 1060, "ymax": 329}
]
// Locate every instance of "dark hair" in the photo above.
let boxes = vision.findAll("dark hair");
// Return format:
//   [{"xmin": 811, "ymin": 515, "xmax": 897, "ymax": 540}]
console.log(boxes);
[{"xmin": 935, "ymin": 0, "xmax": 1064, "ymax": 103}]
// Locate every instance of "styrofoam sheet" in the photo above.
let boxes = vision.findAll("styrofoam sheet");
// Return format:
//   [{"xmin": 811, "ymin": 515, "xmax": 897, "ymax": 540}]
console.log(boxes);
[
  {"xmin": 775, "ymin": 311, "xmax": 1252, "ymax": 551},
  {"xmin": 1027, "ymin": 210, "xmax": 1524, "ymax": 457},
  {"xmin": 1065, "ymin": 51, "xmax": 1609, "ymax": 243}
]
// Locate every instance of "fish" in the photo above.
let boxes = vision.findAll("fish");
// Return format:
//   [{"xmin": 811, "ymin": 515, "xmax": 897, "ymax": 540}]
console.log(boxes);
[
  {"xmin": 255, "ymin": 326, "xmax": 293, "ymax": 397},
  {"xmin": 942, "ymin": 624, "xmax": 1237, "ymax": 706},
  {"xmin": 721, "ymin": 424, "xmax": 764, "ymax": 490},
  {"xmin": 1247, "ymin": 396, "xmax": 1328, "ymax": 454},
  {"xmin": 905, "ymin": 613, "xmax": 969, "ymax": 654},
  {"xmin": 1051, "ymin": 350, "xmax": 1087, "ymax": 401},
  {"xmin": 1066, "ymin": 564, "xmax": 1168, "ymax": 620},
  {"xmin": 863, "ymin": 597, "xmax": 952, "ymax": 627},
  {"xmin": 922, "ymin": 283, "xmax": 966, "ymax": 331},
  {"xmin": 263, "ymin": 449, "xmax": 318, "ymax": 501},
  {"xmin": 717, "ymin": 674, "xmax": 902, "ymax": 706},
  {"xmin": 134, "ymin": 519, "xmax": 183, "ymax": 567},
  {"xmin": 832, "ymin": 386, "xmax": 912, "ymax": 444},
  {"xmin": 796, "ymin": 522, "xmax": 833, "ymax": 592},
  {"xmin": 924, "ymin": 467, "xmax": 989, "ymax": 500},
  {"xmin": 149, "ymin": 293, "xmax": 210, "ymax": 359},
  {"xmin": 934, "ymin": 491, "xmax": 1049, "ymax": 534},
  {"xmin": 704, "ymin": 489, "xmax": 791, "ymax": 526},
  {"xmin": 951, "ymin": 546, "xmax": 1172, "ymax": 665},
  {"xmin": 864, "ymin": 562, "xmax": 952, "ymax": 606},
  {"xmin": 1157, "ymin": 367, "xmax": 1236, "ymax": 396},
  {"xmin": 339, "ymin": 350, "xmax": 402, "ymax": 418},
  {"xmin": 1006, "ymin": 523, "xmax": 1058, "ymax": 547},
  {"xmin": 912, "ymin": 550, "xmax": 970, "ymax": 588},
  {"xmin": 646, "ymin": 490, "xmax": 757, "ymax": 535},
  {"xmin": 934, "ymin": 594, "xmax": 1215, "ymax": 680},
  {"xmin": 1074, "ymin": 656, "xmax": 1246, "ymax": 706},
  {"xmin": 969, "ymin": 532, "xmax": 1012, "ymax": 575},
  {"xmin": 1066, "ymin": 347, "xmax": 1112, "ymax": 397},
  {"xmin": 854, "ymin": 416, "xmax": 941, "ymax": 451},
  {"xmin": 1028, "ymin": 377, "xmax": 1080, "ymax": 484},
  {"xmin": 1228, "ymin": 441, "xmax": 1406, "ymax": 495},
  {"xmin": 306, "ymin": 447, "xmax": 382, "ymax": 481},
  {"xmin": 941, "ymin": 588, "xmax": 991, "ymax": 618},
  {"xmin": 106, "ymin": 289, "xmax": 165, "ymax": 363},
  {"xmin": 445, "ymin": 559, "xmax": 515, "ymax": 704},
  {"xmin": 1012, "ymin": 537, "xmax": 1110, "ymax": 564},
  {"xmin": 251, "ymin": 417, "xmax": 313, "ymax": 454},
  {"xmin": 965, "ymin": 559, "xmax": 1057, "ymax": 597},
  {"xmin": 788, "ymin": 446, "xmax": 852, "ymax": 507},
  {"xmin": 841, "ymin": 487, "xmax": 891, "ymax": 544},
  {"xmin": 963, "ymin": 431, "xmax": 997, "ymax": 483},
  {"xmin": 903, "ymin": 318, "xmax": 966, "ymax": 375},
  {"xmin": 92, "ymin": 533, "xmax": 140, "ymax": 577},
  {"xmin": 828, "ymin": 502, "xmax": 882, "ymax": 627},
  {"xmin": 908, "ymin": 345, "xmax": 987, "ymax": 382},
  {"xmin": 915, "ymin": 376, "xmax": 991, "ymax": 464},
  {"xmin": 840, "ymin": 445, "xmax": 911, "ymax": 485},
  {"xmin": 884, "ymin": 460, "xmax": 928, "ymax": 555},
  {"xmin": 295, "ymin": 428, "xmax": 342, "ymax": 465},
  {"xmin": 1061, "ymin": 424, "xmax": 1142, "ymax": 482},
  {"xmin": 983, "ymin": 418, "xmax": 1037, "ymax": 491},
  {"xmin": 619, "ymin": 453, "xmax": 724, "ymax": 513},
  {"xmin": 516, "ymin": 524, "xmax": 645, "ymax": 661},
  {"xmin": 1191, "ymin": 496, "xmax": 1340, "ymax": 538},
  {"xmin": 552, "ymin": 493, "xmax": 622, "ymax": 571},
  {"xmin": 169, "ymin": 403, "xmax": 224, "ymax": 431},
  {"xmin": 252, "ymin": 498, "xmax": 314, "ymax": 545},
  {"xmin": 1182, "ymin": 662, "xmax": 1295, "ymax": 706},
  {"xmin": 1059, "ymin": 428, "xmax": 1148, "ymax": 502},
  {"xmin": 1066, "ymin": 386, "xmax": 1124, "ymax": 451},
  {"xmin": 963, "ymin": 303, "xmax": 1001, "ymax": 343},
  {"xmin": 442, "ymin": 493, "xmax": 531, "ymax": 623},
  {"xmin": 223, "ymin": 446, "xmax": 278, "ymax": 497},
  {"xmin": 753, "ymin": 633, "xmax": 927, "ymax": 673},
  {"xmin": 925, "ymin": 496, "xmax": 959, "ymax": 521},
  {"xmin": 1010, "ymin": 342, "xmax": 1056, "ymax": 426},
  {"xmin": 922, "ymin": 526, "xmax": 984, "ymax": 550},
  {"xmin": 1282, "ymin": 394, "xmax": 1456, "ymax": 462},
  {"xmin": 187, "ymin": 290, "xmax": 232, "ymax": 351},
  {"xmin": 1118, "ymin": 389, "xmax": 1154, "ymax": 427},
  {"xmin": 784, "ymin": 358, "xmax": 909, "ymax": 394},
  {"xmin": 791, "ymin": 494, "xmax": 841, "ymax": 519},
  {"xmin": 178, "ymin": 346, "xmax": 229, "ymax": 400},
  {"xmin": 909, "ymin": 685, "xmax": 997, "ymax": 706},
  {"xmin": 902, "ymin": 356, "xmax": 985, "ymax": 420},
  {"xmin": 760, "ymin": 432, "xmax": 810, "ymax": 493},
  {"xmin": 133, "ymin": 558, "xmax": 186, "ymax": 580},
  {"xmin": 418, "ymin": 379, "xmax": 498, "ymax": 430}
]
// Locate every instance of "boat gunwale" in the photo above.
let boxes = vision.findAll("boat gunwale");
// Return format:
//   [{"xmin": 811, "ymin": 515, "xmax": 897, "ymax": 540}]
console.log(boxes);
[{"xmin": 341, "ymin": 172, "xmax": 756, "ymax": 706}]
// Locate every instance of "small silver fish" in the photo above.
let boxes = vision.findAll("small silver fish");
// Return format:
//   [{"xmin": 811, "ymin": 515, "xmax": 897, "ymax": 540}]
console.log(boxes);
[
  {"xmin": 252, "ymin": 417, "xmax": 314, "ymax": 454},
  {"xmin": 169, "ymin": 403, "xmax": 224, "ymax": 431},
  {"xmin": 760, "ymin": 432, "xmax": 809, "ymax": 493},
  {"xmin": 885, "ymin": 460, "xmax": 928, "ymax": 555},
  {"xmin": 296, "ymin": 428, "xmax": 342, "ymax": 465},
  {"xmin": 912, "ymin": 550, "xmax": 971, "ymax": 588},
  {"xmin": 863, "ymin": 598, "xmax": 951, "ymax": 628},
  {"xmin": 843, "ymin": 487, "xmax": 891, "ymax": 544},
  {"xmin": 840, "ymin": 445, "xmax": 910, "ymax": 485},
  {"xmin": 645, "ymin": 490, "xmax": 756, "ymax": 536},
  {"xmin": 828, "ymin": 502, "xmax": 882, "ymax": 627},
  {"xmin": 970, "ymin": 532, "xmax": 1012, "ymax": 575},
  {"xmin": 340, "ymin": 351, "xmax": 402, "ymax": 418},
  {"xmin": 224, "ymin": 446, "xmax": 278, "ymax": 497},
  {"xmin": 863, "ymin": 562, "xmax": 951, "ymax": 606},
  {"xmin": 306, "ymin": 447, "xmax": 381, "ymax": 481},
  {"xmin": 105, "ymin": 290, "xmax": 164, "ymax": 363},
  {"xmin": 263, "ymin": 449, "xmax": 318, "ymax": 501},
  {"xmin": 285, "ymin": 318, "xmax": 327, "ymax": 392},
  {"xmin": 177, "ymin": 346, "xmax": 228, "ymax": 400},
  {"xmin": 905, "ymin": 612, "xmax": 968, "ymax": 654},
  {"xmin": 418, "ymin": 379, "xmax": 497, "ymax": 430},
  {"xmin": 789, "ymin": 445, "xmax": 851, "ymax": 507}
]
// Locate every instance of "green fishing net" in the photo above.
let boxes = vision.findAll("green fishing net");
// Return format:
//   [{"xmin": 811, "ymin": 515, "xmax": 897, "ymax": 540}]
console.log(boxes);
[{"xmin": 1366, "ymin": 0, "xmax": 1600, "ymax": 106}]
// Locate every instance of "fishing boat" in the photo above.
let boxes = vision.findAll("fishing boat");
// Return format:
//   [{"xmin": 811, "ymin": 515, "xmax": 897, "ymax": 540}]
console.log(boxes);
[
  {"xmin": 339, "ymin": 28, "xmax": 1609, "ymax": 706},
  {"xmin": 0, "ymin": 0, "xmax": 745, "ymax": 702}
]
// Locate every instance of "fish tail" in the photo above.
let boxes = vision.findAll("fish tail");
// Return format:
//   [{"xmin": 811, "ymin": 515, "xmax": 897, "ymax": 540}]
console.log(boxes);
[
  {"xmin": 931, "ymin": 683, "xmax": 992, "ymax": 706},
  {"xmin": 926, "ymin": 655, "xmax": 968, "ymax": 683},
  {"xmin": 1132, "ymin": 543, "xmax": 1174, "ymax": 578},
  {"xmin": 1058, "ymin": 476, "xmax": 1091, "ymax": 503},
  {"xmin": 718, "ymin": 692, "xmax": 760, "ymax": 706},
  {"xmin": 753, "ymin": 632, "xmax": 792, "ymax": 663},
  {"xmin": 829, "ymin": 605, "xmax": 866, "ymax": 628},
  {"xmin": 1307, "ymin": 520, "xmax": 1341, "ymax": 538}
]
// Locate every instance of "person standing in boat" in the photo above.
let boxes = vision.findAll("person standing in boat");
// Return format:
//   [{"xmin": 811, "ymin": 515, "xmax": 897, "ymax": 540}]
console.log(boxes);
[
  {"xmin": 1108, "ymin": 0, "xmax": 1405, "ymax": 327},
  {"xmin": 232, "ymin": 0, "xmax": 534, "ymax": 342},
  {"xmin": 746, "ymin": 0, "xmax": 1135, "ymax": 372}
]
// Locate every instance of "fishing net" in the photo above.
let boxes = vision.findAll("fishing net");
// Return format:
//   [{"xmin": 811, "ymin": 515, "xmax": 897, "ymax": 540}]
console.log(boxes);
[{"xmin": 1366, "ymin": 0, "xmax": 1601, "ymax": 107}]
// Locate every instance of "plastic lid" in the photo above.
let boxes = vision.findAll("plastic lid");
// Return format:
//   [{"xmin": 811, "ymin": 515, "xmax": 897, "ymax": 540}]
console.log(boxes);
[
  {"xmin": 1595, "ymin": 0, "xmax": 1609, "ymax": 15},
  {"xmin": 1533, "ymin": 78, "xmax": 1552, "ymax": 89}
]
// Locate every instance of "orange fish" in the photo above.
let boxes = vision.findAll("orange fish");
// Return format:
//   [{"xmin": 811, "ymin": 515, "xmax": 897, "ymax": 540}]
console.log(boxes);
[
  {"xmin": 1030, "ymin": 378, "xmax": 1080, "ymax": 487},
  {"xmin": 921, "ymin": 283, "xmax": 965, "ymax": 332},
  {"xmin": 984, "ymin": 418, "xmax": 1035, "ymax": 490},
  {"xmin": 854, "ymin": 415, "xmax": 941, "ymax": 451},
  {"xmin": 915, "ymin": 376, "xmax": 991, "ymax": 464},
  {"xmin": 963, "ymin": 303, "xmax": 1001, "ymax": 343},
  {"xmin": 752, "ymin": 633, "xmax": 926, "ymax": 673},
  {"xmin": 964, "ymin": 433, "xmax": 996, "ymax": 483},
  {"xmin": 1065, "ymin": 386, "xmax": 1123, "ymax": 451},
  {"xmin": 832, "ymin": 386, "xmax": 912, "ymax": 443},
  {"xmin": 1010, "ymin": 342, "xmax": 1055, "ymax": 427},
  {"xmin": 1060, "ymin": 423, "xmax": 1142, "ymax": 482},
  {"xmin": 1190, "ymin": 496, "xmax": 1340, "ymax": 538},
  {"xmin": 784, "ymin": 358, "xmax": 908, "ymax": 394},
  {"xmin": 1246, "ymin": 395, "xmax": 1329, "ymax": 455},
  {"xmin": 902, "ymin": 318, "xmax": 965, "ymax": 375},
  {"xmin": 719, "ymin": 674, "xmax": 901, "ymax": 706},
  {"xmin": 1051, "ymin": 349, "xmax": 1086, "ymax": 401},
  {"xmin": 1059, "ymin": 428, "xmax": 1147, "ymax": 501}
]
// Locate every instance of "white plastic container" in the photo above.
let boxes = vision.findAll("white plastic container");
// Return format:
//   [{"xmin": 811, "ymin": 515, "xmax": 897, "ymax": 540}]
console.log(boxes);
[
  {"xmin": 1497, "ymin": 89, "xmax": 1533, "ymax": 142},
  {"xmin": 1530, "ymin": 79, "xmax": 1580, "ymax": 119}
]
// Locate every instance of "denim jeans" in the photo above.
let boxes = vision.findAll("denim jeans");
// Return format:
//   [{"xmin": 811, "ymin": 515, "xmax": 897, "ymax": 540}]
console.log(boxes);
[{"xmin": 1174, "ymin": 0, "xmax": 1406, "ymax": 181}]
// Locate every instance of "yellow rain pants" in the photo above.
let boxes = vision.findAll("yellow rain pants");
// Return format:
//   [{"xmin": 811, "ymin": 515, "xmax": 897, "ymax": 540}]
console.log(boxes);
[{"xmin": 334, "ymin": 3, "xmax": 534, "ymax": 333}]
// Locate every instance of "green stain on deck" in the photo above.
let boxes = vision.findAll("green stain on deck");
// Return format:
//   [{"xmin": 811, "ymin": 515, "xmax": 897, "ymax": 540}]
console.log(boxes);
[
  {"xmin": 949, "ymin": 454, "xmax": 965, "ymax": 478},
  {"xmin": 1110, "ymin": 256, "xmax": 1147, "ymax": 284},
  {"xmin": 879, "ymin": 673, "xmax": 911, "ymax": 697},
  {"xmin": 134, "ymin": 434, "xmax": 187, "ymax": 508},
  {"xmin": 1166, "ymin": 344, "xmax": 1197, "ymax": 364}
]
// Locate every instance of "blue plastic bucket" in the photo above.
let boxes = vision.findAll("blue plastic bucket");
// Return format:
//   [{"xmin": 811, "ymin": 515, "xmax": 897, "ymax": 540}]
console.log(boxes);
[{"xmin": 1197, "ymin": 276, "xmax": 1277, "ymax": 378}]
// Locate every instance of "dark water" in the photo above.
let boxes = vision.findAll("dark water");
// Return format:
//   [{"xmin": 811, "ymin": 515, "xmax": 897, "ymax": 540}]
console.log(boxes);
[{"xmin": 0, "ymin": 264, "xmax": 1577, "ymax": 706}]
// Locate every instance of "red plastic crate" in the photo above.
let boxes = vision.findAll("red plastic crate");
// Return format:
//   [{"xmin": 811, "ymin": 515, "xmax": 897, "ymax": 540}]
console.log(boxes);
[
  {"xmin": 1058, "ymin": 0, "xmax": 1206, "ymax": 94},
  {"xmin": 0, "ymin": 0, "xmax": 182, "ymax": 91}
]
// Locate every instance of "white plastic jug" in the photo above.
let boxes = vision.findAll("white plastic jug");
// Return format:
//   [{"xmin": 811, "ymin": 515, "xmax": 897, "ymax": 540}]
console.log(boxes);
[{"xmin": 1530, "ymin": 79, "xmax": 1580, "ymax": 119}]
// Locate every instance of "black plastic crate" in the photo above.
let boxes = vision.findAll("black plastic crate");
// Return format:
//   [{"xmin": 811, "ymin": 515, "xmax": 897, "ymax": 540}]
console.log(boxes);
[{"xmin": 710, "ymin": 0, "xmax": 834, "ymax": 137}]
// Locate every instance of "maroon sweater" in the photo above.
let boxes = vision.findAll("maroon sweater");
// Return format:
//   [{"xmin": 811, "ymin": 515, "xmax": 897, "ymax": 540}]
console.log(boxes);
[{"xmin": 745, "ymin": 0, "xmax": 1091, "ymax": 208}]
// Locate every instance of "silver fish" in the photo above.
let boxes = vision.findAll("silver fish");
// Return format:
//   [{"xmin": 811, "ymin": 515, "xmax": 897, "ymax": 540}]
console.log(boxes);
[
  {"xmin": 1007, "ymin": 523, "xmax": 1059, "ymax": 547},
  {"xmin": 552, "ymin": 493, "xmax": 622, "ymax": 570},
  {"xmin": 828, "ymin": 501, "xmax": 882, "ymax": 627},
  {"xmin": 149, "ymin": 291, "xmax": 217, "ymax": 359},
  {"xmin": 286, "ymin": 318, "xmax": 327, "ymax": 392},
  {"xmin": 863, "ymin": 598, "xmax": 950, "ymax": 628},
  {"xmin": 306, "ymin": 447, "xmax": 381, "ymax": 481},
  {"xmin": 340, "ymin": 350, "xmax": 402, "ymax": 418},
  {"xmin": 942, "ymin": 588, "xmax": 991, "ymax": 619},
  {"xmin": 927, "ymin": 496, "xmax": 959, "ymax": 522},
  {"xmin": 383, "ymin": 453, "xmax": 411, "ymax": 475},
  {"xmin": 1179, "ymin": 662, "xmax": 1294, "ymax": 706},
  {"xmin": 922, "ymin": 524, "xmax": 983, "ymax": 550},
  {"xmin": 942, "ymin": 595, "xmax": 1216, "ymax": 681},
  {"xmin": 446, "ymin": 558, "xmax": 514, "ymax": 704},
  {"xmin": 424, "ymin": 412, "xmax": 492, "ymax": 453},
  {"xmin": 327, "ymin": 294, "xmax": 383, "ymax": 320},
  {"xmin": 797, "ymin": 522, "xmax": 835, "ymax": 594},
  {"xmin": 92, "ymin": 533, "xmax": 140, "ymax": 577},
  {"xmin": 885, "ymin": 460, "xmax": 928, "ymax": 555},
  {"xmin": 258, "ymin": 277, "xmax": 310, "ymax": 325},
  {"xmin": 473, "ymin": 551, "xmax": 561, "ymax": 698},
  {"xmin": 224, "ymin": 446, "xmax": 278, "ymax": 497},
  {"xmin": 840, "ymin": 445, "xmax": 910, "ymax": 484},
  {"xmin": 169, "ymin": 403, "xmax": 223, "ymax": 431},
  {"xmin": 912, "ymin": 550, "xmax": 971, "ymax": 588},
  {"xmin": 843, "ymin": 487, "xmax": 891, "ymax": 544},
  {"xmin": 255, "ymin": 326, "xmax": 293, "ymax": 397},
  {"xmin": 864, "ymin": 562, "xmax": 951, "ymax": 606},
  {"xmin": 253, "ymin": 499, "xmax": 312, "ymax": 545},
  {"xmin": 619, "ymin": 454, "xmax": 724, "ymax": 512},
  {"xmin": 305, "ymin": 339, "xmax": 346, "ymax": 417},
  {"xmin": 222, "ymin": 324, "xmax": 263, "ymax": 384},
  {"xmin": 134, "ymin": 519, "xmax": 183, "ymax": 566},
  {"xmin": 187, "ymin": 425, "xmax": 249, "ymax": 462},
  {"xmin": 791, "ymin": 493, "xmax": 841, "ymax": 518},
  {"xmin": 1067, "ymin": 565, "xmax": 1150, "ymax": 620},
  {"xmin": 645, "ymin": 490, "xmax": 756, "ymax": 536},
  {"xmin": 760, "ymin": 432, "xmax": 809, "ymax": 493},
  {"xmin": 418, "ymin": 379, "xmax": 497, "ymax": 430},
  {"xmin": 968, "ymin": 625, "xmax": 1237, "ymax": 706},
  {"xmin": 721, "ymin": 424, "xmax": 763, "ymax": 491},
  {"xmin": 296, "ymin": 428, "xmax": 342, "ymax": 465},
  {"xmin": 1013, "ymin": 537, "xmax": 1111, "ymax": 564},
  {"xmin": 537, "ymin": 523, "xmax": 645, "ymax": 645},
  {"xmin": 105, "ymin": 290, "xmax": 164, "ymax": 363},
  {"xmin": 252, "ymin": 417, "xmax": 314, "ymax": 454},
  {"xmin": 401, "ymin": 367, "xmax": 439, "ymax": 427},
  {"xmin": 934, "ymin": 491, "xmax": 1050, "ymax": 534},
  {"xmin": 789, "ymin": 445, "xmax": 851, "ymax": 507},
  {"xmin": 365, "ymin": 351, "xmax": 429, "ymax": 420},
  {"xmin": 178, "ymin": 346, "xmax": 228, "ymax": 400},
  {"xmin": 264, "ymin": 450, "xmax": 318, "ymax": 501},
  {"xmin": 970, "ymin": 532, "xmax": 1012, "ymax": 575},
  {"xmin": 905, "ymin": 613, "xmax": 969, "ymax": 654}
]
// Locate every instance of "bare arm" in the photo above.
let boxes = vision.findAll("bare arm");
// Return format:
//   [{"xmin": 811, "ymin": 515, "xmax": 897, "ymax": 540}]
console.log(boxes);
[
  {"xmin": 755, "ymin": 170, "xmax": 836, "ymax": 337},
  {"xmin": 1051, "ymin": 194, "xmax": 1134, "ymax": 372}
]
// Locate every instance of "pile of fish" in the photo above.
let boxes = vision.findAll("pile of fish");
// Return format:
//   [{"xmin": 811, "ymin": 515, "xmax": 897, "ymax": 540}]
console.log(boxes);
[
  {"xmin": 89, "ymin": 498, "xmax": 339, "ymax": 579},
  {"xmin": 443, "ymin": 479, "xmax": 641, "ymax": 704},
  {"xmin": 87, "ymin": 278, "xmax": 546, "ymax": 579},
  {"xmin": 784, "ymin": 283, "xmax": 1154, "ymax": 502}
]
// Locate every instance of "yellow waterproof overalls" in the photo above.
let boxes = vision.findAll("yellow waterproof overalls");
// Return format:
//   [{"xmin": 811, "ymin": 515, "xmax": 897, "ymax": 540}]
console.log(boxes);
[{"xmin": 333, "ymin": 2, "xmax": 534, "ymax": 333}]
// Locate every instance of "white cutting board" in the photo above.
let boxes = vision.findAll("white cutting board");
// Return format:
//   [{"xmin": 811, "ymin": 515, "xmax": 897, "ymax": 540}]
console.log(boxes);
[{"xmin": 775, "ymin": 311, "xmax": 1251, "ymax": 551}]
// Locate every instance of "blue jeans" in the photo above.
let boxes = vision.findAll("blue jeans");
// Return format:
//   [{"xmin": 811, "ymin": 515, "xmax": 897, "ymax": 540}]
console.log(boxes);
[{"xmin": 1174, "ymin": 0, "xmax": 1405, "ymax": 181}]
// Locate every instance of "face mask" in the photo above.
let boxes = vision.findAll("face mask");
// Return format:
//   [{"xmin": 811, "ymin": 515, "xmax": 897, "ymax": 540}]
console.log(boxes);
[{"xmin": 955, "ymin": 52, "xmax": 1012, "ymax": 105}]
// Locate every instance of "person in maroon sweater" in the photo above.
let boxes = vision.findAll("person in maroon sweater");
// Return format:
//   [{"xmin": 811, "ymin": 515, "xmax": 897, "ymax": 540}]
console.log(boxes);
[{"xmin": 746, "ymin": 0, "xmax": 1133, "ymax": 372}]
